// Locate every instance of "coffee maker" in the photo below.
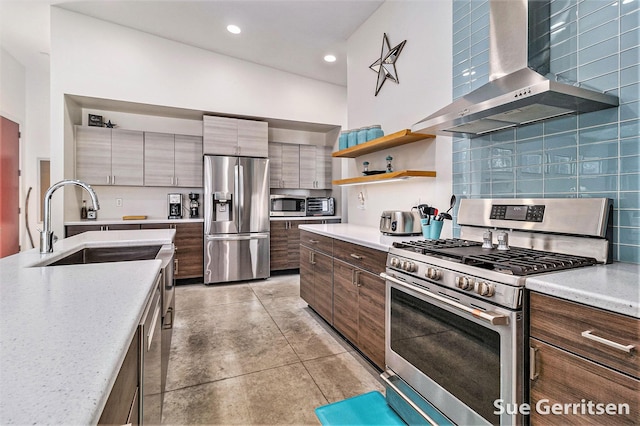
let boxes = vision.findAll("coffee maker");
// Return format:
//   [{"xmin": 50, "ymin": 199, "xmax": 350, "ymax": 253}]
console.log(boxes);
[
  {"xmin": 168, "ymin": 193, "xmax": 183, "ymax": 219},
  {"xmin": 188, "ymin": 193, "xmax": 200, "ymax": 218}
]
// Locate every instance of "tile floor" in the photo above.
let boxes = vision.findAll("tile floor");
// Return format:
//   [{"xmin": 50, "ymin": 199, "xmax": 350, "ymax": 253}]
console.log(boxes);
[{"xmin": 161, "ymin": 272, "xmax": 385, "ymax": 425}]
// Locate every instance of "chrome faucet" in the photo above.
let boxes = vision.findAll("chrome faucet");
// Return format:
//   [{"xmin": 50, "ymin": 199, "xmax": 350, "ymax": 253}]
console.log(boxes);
[{"xmin": 41, "ymin": 179, "xmax": 100, "ymax": 253}]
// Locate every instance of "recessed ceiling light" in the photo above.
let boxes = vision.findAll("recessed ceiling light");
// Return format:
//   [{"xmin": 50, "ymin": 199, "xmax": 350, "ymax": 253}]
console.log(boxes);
[
  {"xmin": 227, "ymin": 25, "xmax": 241, "ymax": 34},
  {"xmin": 324, "ymin": 54, "xmax": 337, "ymax": 63}
]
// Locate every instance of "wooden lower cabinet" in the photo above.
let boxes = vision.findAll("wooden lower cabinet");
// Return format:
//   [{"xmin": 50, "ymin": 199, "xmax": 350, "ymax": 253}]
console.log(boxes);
[
  {"xmin": 270, "ymin": 220, "xmax": 302, "ymax": 271},
  {"xmin": 99, "ymin": 328, "xmax": 139, "ymax": 425},
  {"xmin": 529, "ymin": 292, "xmax": 639, "ymax": 425},
  {"xmin": 333, "ymin": 259, "xmax": 385, "ymax": 369},
  {"xmin": 141, "ymin": 222, "xmax": 203, "ymax": 279},
  {"xmin": 271, "ymin": 219, "xmax": 341, "ymax": 272},
  {"xmin": 299, "ymin": 230, "xmax": 386, "ymax": 370},
  {"xmin": 299, "ymin": 244, "xmax": 333, "ymax": 323},
  {"xmin": 529, "ymin": 338, "xmax": 639, "ymax": 425}
]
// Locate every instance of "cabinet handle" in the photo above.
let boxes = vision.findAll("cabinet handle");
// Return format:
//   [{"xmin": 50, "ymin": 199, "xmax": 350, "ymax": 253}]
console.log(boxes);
[
  {"xmin": 354, "ymin": 270, "xmax": 361, "ymax": 287},
  {"xmin": 163, "ymin": 307, "xmax": 174, "ymax": 330},
  {"xmin": 175, "ymin": 176, "xmax": 178, "ymax": 186},
  {"xmin": 309, "ymin": 239, "xmax": 319, "ymax": 244},
  {"xmin": 112, "ymin": 175, "xmax": 115, "ymax": 185},
  {"xmin": 106, "ymin": 176, "xmax": 110, "ymax": 184},
  {"xmin": 174, "ymin": 258, "xmax": 179, "ymax": 275},
  {"xmin": 309, "ymin": 252, "xmax": 316, "ymax": 265},
  {"xmin": 581, "ymin": 330, "xmax": 635, "ymax": 353},
  {"xmin": 350, "ymin": 253, "xmax": 363, "ymax": 260},
  {"xmin": 529, "ymin": 346, "xmax": 539, "ymax": 381}
]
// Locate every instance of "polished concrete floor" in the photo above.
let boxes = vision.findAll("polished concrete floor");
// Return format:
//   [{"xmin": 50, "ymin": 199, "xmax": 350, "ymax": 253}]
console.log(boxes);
[{"xmin": 161, "ymin": 272, "xmax": 384, "ymax": 425}]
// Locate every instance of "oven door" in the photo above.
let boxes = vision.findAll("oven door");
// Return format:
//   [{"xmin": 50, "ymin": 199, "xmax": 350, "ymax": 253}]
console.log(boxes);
[{"xmin": 382, "ymin": 271, "xmax": 523, "ymax": 426}]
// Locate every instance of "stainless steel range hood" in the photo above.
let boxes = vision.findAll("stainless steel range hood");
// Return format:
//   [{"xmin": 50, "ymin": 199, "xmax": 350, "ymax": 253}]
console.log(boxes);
[{"xmin": 413, "ymin": 0, "xmax": 619, "ymax": 138}]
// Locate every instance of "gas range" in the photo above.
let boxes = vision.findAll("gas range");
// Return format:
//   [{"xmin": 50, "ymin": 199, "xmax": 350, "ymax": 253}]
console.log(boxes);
[
  {"xmin": 385, "ymin": 198, "xmax": 613, "ymax": 310},
  {"xmin": 382, "ymin": 197, "xmax": 613, "ymax": 426}
]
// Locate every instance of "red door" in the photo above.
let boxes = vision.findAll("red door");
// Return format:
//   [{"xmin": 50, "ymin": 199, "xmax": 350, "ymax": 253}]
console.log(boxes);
[{"xmin": 0, "ymin": 116, "xmax": 20, "ymax": 257}]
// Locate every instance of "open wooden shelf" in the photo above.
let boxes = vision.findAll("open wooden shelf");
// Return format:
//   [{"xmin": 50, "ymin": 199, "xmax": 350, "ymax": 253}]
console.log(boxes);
[
  {"xmin": 332, "ymin": 170, "xmax": 436, "ymax": 186},
  {"xmin": 332, "ymin": 129, "xmax": 435, "ymax": 158}
]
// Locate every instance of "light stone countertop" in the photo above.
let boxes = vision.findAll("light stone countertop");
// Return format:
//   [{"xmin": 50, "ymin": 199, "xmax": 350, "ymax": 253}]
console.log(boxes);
[
  {"xmin": 298, "ymin": 223, "xmax": 413, "ymax": 251},
  {"xmin": 0, "ymin": 229, "xmax": 175, "ymax": 425},
  {"xmin": 299, "ymin": 223, "xmax": 639, "ymax": 318},
  {"xmin": 65, "ymin": 217, "xmax": 204, "ymax": 225},
  {"xmin": 270, "ymin": 215, "xmax": 341, "ymax": 221},
  {"xmin": 525, "ymin": 262, "xmax": 640, "ymax": 318}
]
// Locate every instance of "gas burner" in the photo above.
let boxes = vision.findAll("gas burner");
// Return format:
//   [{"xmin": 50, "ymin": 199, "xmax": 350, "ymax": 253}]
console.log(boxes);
[
  {"xmin": 392, "ymin": 238, "xmax": 482, "ymax": 253},
  {"xmin": 392, "ymin": 240, "xmax": 597, "ymax": 276}
]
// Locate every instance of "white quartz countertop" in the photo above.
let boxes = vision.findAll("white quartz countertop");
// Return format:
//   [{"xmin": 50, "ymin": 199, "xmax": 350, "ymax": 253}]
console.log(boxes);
[
  {"xmin": 526, "ymin": 262, "xmax": 640, "ymax": 318},
  {"xmin": 65, "ymin": 217, "xmax": 204, "ymax": 225},
  {"xmin": 270, "ymin": 215, "xmax": 341, "ymax": 221},
  {"xmin": 0, "ymin": 229, "xmax": 175, "ymax": 424},
  {"xmin": 298, "ymin": 223, "xmax": 411, "ymax": 251}
]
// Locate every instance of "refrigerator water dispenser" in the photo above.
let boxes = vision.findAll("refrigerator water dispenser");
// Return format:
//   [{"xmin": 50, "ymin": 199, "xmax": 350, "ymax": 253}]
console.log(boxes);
[{"xmin": 213, "ymin": 192, "xmax": 233, "ymax": 222}]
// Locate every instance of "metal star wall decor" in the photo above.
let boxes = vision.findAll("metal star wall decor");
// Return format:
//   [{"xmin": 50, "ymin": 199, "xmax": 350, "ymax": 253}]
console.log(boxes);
[{"xmin": 369, "ymin": 33, "xmax": 407, "ymax": 96}]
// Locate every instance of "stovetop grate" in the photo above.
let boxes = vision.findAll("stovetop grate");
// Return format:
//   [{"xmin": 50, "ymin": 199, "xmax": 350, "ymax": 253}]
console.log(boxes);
[{"xmin": 392, "ymin": 239, "xmax": 597, "ymax": 276}]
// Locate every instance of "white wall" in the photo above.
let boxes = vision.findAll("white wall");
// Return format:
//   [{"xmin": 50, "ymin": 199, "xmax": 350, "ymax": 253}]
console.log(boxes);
[
  {"xmin": 50, "ymin": 7, "xmax": 348, "ymax": 235},
  {"xmin": 344, "ymin": 0, "xmax": 453, "ymax": 235}
]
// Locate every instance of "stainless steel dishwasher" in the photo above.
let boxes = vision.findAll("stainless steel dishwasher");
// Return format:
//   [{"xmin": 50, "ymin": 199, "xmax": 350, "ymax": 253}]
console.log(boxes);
[{"xmin": 141, "ymin": 274, "xmax": 162, "ymax": 424}]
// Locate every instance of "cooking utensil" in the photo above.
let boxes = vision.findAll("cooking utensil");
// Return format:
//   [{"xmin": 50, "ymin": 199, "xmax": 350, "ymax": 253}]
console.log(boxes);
[
  {"xmin": 446, "ymin": 195, "xmax": 456, "ymax": 213},
  {"xmin": 416, "ymin": 204, "xmax": 430, "ymax": 219},
  {"xmin": 435, "ymin": 195, "xmax": 456, "ymax": 220}
]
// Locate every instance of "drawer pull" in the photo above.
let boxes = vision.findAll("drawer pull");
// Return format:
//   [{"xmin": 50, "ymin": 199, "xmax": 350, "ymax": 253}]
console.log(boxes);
[
  {"xmin": 529, "ymin": 346, "xmax": 539, "ymax": 381},
  {"xmin": 581, "ymin": 330, "xmax": 635, "ymax": 353},
  {"xmin": 350, "ymin": 253, "xmax": 363, "ymax": 260},
  {"xmin": 309, "ymin": 239, "xmax": 319, "ymax": 244}
]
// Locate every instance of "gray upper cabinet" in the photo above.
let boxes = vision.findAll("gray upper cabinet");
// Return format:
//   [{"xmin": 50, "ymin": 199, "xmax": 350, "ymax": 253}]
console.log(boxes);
[
  {"xmin": 203, "ymin": 115, "xmax": 268, "ymax": 157},
  {"xmin": 75, "ymin": 126, "xmax": 143, "ymax": 186},
  {"xmin": 145, "ymin": 132, "xmax": 203, "ymax": 187},
  {"xmin": 269, "ymin": 142, "xmax": 300, "ymax": 188},
  {"xmin": 299, "ymin": 145, "xmax": 332, "ymax": 189},
  {"xmin": 175, "ymin": 134, "xmax": 203, "ymax": 187},
  {"xmin": 144, "ymin": 132, "xmax": 175, "ymax": 186},
  {"xmin": 237, "ymin": 119, "xmax": 268, "ymax": 157}
]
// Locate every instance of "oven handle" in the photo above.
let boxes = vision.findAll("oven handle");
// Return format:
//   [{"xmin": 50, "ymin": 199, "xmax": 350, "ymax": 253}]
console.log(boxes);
[
  {"xmin": 380, "ymin": 370, "xmax": 440, "ymax": 426},
  {"xmin": 380, "ymin": 272, "xmax": 510, "ymax": 326}
]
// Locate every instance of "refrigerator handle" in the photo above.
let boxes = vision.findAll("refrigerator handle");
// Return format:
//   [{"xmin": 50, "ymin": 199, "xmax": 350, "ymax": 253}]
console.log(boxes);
[
  {"xmin": 238, "ymin": 163, "xmax": 244, "ymax": 231},
  {"xmin": 234, "ymin": 163, "xmax": 241, "ymax": 231}
]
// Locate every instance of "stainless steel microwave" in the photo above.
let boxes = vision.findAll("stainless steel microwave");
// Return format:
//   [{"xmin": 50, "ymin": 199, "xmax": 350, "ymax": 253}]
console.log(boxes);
[{"xmin": 270, "ymin": 195, "xmax": 306, "ymax": 216}]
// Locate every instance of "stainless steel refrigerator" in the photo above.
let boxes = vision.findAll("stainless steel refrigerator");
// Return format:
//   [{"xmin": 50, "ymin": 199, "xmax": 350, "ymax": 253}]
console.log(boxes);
[{"xmin": 204, "ymin": 155, "xmax": 270, "ymax": 284}]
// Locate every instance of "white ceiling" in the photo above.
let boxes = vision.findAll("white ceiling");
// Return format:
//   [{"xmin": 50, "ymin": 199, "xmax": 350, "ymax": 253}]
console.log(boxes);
[{"xmin": 0, "ymin": 0, "xmax": 384, "ymax": 86}]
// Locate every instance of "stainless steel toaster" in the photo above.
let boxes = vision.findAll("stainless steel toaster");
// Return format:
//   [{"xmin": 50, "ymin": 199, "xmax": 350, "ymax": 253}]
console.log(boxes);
[{"xmin": 379, "ymin": 210, "xmax": 422, "ymax": 235}]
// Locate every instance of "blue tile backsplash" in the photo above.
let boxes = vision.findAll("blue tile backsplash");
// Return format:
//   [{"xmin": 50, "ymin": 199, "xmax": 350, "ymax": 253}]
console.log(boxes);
[{"xmin": 451, "ymin": 0, "xmax": 640, "ymax": 263}]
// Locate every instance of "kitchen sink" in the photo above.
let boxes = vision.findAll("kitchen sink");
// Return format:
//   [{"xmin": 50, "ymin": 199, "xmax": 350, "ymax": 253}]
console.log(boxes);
[{"xmin": 45, "ymin": 245, "xmax": 162, "ymax": 266}]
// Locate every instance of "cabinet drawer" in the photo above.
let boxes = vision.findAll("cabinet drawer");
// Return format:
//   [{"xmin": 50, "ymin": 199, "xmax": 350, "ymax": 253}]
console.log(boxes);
[
  {"xmin": 333, "ymin": 239, "xmax": 387, "ymax": 275},
  {"xmin": 530, "ymin": 292, "xmax": 639, "ymax": 379},
  {"xmin": 299, "ymin": 230, "xmax": 333, "ymax": 254},
  {"xmin": 530, "ymin": 338, "xmax": 639, "ymax": 425}
]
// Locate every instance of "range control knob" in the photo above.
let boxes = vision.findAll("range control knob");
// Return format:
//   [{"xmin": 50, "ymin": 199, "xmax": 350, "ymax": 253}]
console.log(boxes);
[
  {"xmin": 455, "ymin": 276, "xmax": 474, "ymax": 290},
  {"xmin": 404, "ymin": 261, "xmax": 416, "ymax": 272},
  {"xmin": 425, "ymin": 267, "xmax": 442, "ymax": 281},
  {"xmin": 390, "ymin": 257, "xmax": 399, "ymax": 267},
  {"xmin": 476, "ymin": 281, "xmax": 495, "ymax": 297}
]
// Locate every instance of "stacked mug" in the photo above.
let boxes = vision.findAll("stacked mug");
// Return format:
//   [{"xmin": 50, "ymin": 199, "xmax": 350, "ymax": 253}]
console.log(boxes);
[{"xmin": 339, "ymin": 125, "xmax": 384, "ymax": 150}]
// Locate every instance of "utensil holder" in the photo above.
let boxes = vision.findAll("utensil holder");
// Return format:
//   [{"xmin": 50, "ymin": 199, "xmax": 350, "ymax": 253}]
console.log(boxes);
[
  {"xmin": 429, "ymin": 220, "xmax": 443, "ymax": 239},
  {"xmin": 421, "ymin": 218, "xmax": 443, "ymax": 239},
  {"xmin": 420, "ymin": 218, "xmax": 431, "ymax": 239}
]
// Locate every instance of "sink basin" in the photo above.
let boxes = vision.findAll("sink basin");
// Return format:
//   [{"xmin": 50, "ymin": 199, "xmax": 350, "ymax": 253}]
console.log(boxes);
[{"xmin": 46, "ymin": 245, "xmax": 162, "ymax": 266}]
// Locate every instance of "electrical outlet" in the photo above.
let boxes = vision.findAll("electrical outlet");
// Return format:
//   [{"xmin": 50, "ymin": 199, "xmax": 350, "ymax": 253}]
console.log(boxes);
[
  {"xmin": 116, "ymin": 198, "xmax": 123, "ymax": 207},
  {"xmin": 357, "ymin": 191, "xmax": 366, "ymax": 210}
]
